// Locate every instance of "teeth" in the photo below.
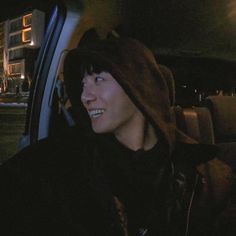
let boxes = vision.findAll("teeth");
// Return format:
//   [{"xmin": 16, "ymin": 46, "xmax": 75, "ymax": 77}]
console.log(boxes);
[{"xmin": 88, "ymin": 109, "xmax": 105, "ymax": 118}]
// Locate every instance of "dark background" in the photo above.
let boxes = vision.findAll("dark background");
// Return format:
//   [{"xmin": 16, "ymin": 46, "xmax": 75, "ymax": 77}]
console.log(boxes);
[
  {"xmin": 0, "ymin": 0, "xmax": 56, "ymax": 22},
  {"xmin": 2, "ymin": 0, "xmax": 236, "ymax": 61},
  {"xmin": 1, "ymin": 0, "xmax": 236, "ymax": 105}
]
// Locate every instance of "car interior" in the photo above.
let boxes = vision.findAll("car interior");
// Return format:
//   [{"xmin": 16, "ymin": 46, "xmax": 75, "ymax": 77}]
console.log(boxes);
[
  {"xmin": 49, "ymin": 48, "xmax": 236, "ymax": 177},
  {"xmin": 18, "ymin": 0, "xmax": 236, "ymax": 177}
]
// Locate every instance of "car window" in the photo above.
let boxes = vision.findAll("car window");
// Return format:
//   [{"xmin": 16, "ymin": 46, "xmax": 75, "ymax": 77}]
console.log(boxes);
[{"xmin": 0, "ymin": 6, "xmax": 50, "ymax": 163}]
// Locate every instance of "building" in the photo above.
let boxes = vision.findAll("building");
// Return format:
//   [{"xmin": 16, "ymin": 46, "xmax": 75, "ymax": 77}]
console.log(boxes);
[{"xmin": 0, "ymin": 9, "xmax": 45, "ymax": 94}]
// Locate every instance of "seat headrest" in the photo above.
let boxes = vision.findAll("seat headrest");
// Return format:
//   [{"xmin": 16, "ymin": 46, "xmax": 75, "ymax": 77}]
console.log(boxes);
[
  {"xmin": 206, "ymin": 96, "xmax": 236, "ymax": 142},
  {"xmin": 158, "ymin": 64, "xmax": 175, "ymax": 106}
]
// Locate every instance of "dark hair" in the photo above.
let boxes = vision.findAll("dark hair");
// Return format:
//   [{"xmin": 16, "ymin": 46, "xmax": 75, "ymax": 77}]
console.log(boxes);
[
  {"xmin": 63, "ymin": 46, "xmax": 118, "ymax": 132},
  {"xmin": 76, "ymin": 54, "xmax": 113, "ymax": 80},
  {"xmin": 64, "ymin": 49, "xmax": 116, "ymax": 108}
]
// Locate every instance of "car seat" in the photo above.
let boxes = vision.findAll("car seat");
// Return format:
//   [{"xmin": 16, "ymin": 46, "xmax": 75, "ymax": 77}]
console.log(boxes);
[
  {"xmin": 205, "ymin": 96, "xmax": 236, "ymax": 172},
  {"xmin": 159, "ymin": 64, "xmax": 215, "ymax": 144}
]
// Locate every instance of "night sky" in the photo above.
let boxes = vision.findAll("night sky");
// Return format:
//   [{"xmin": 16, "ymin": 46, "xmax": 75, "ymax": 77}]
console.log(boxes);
[{"xmin": 0, "ymin": 0, "xmax": 56, "ymax": 22}]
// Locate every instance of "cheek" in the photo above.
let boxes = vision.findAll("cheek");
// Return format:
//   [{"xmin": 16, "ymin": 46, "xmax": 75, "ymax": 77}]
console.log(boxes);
[
  {"xmin": 101, "ymin": 81, "xmax": 137, "ymax": 117},
  {"xmin": 109, "ymin": 89, "xmax": 137, "ymax": 117}
]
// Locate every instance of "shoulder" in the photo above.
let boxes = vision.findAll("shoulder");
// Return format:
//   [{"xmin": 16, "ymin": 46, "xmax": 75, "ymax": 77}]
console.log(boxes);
[
  {"xmin": 172, "ymin": 142, "xmax": 233, "ymax": 202},
  {"xmin": 0, "ymin": 126, "xmax": 98, "ymax": 178},
  {"xmin": 172, "ymin": 142, "xmax": 219, "ymax": 166},
  {"xmin": 172, "ymin": 142, "xmax": 233, "ymax": 190},
  {"xmin": 197, "ymin": 158, "xmax": 233, "ymax": 203},
  {"xmin": 172, "ymin": 142, "xmax": 233, "ymax": 180},
  {"xmin": 0, "ymin": 127, "xmax": 100, "ymax": 212}
]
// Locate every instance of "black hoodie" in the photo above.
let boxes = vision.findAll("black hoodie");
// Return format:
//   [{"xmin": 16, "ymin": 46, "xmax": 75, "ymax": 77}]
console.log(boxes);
[
  {"xmin": 0, "ymin": 37, "xmax": 233, "ymax": 236},
  {"xmin": 62, "ymin": 37, "xmax": 233, "ymax": 235}
]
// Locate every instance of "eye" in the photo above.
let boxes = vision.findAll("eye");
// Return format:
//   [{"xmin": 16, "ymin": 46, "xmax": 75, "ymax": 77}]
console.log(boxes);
[{"xmin": 95, "ymin": 76, "xmax": 105, "ymax": 84}]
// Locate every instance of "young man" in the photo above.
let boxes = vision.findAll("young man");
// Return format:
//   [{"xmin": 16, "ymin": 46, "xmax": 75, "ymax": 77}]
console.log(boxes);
[{"xmin": 0, "ymin": 37, "xmax": 234, "ymax": 235}]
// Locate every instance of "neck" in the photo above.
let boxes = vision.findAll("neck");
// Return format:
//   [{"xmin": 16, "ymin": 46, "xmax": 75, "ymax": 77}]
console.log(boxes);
[{"xmin": 114, "ymin": 117, "xmax": 158, "ymax": 151}]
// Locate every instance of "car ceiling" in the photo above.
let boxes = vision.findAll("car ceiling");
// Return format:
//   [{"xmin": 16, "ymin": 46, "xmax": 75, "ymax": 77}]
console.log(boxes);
[{"xmin": 81, "ymin": 0, "xmax": 236, "ymax": 62}]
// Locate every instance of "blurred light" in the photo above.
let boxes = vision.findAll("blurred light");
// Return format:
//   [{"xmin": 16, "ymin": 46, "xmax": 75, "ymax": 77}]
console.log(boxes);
[
  {"xmin": 29, "ymin": 41, "xmax": 34, "ymax": 46},
  {"xmin": 21, "ymin": 75, "xmax": 25, "ymax": 79},
  {"xmin": 182, "ymin": 85, "xmax": 187, "ymax": 88},
  {"xmin": 228, "ymin": 0, "xmax": 236, "ymax": 21}
]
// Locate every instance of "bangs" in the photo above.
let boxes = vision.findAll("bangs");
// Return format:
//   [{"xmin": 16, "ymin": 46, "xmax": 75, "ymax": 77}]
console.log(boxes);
[
  {"xmin": 64, "ymin": 50, "xmax": 115, "ymax": 110},
  {"xmin": 77, "ymin": 55, "xmax": 113, "ymax": 79}
]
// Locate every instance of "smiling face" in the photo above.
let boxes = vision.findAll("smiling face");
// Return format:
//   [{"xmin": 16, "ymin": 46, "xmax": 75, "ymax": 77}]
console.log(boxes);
[{"xmin": 81, "ymin": 71, "xmax": 144, "ymax": 135}]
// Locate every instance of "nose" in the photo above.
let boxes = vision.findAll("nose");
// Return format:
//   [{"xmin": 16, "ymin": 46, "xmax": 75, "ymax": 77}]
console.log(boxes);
[{"xmin": 81, "ymin": 86, "xmax": 96, "ymax": 105}]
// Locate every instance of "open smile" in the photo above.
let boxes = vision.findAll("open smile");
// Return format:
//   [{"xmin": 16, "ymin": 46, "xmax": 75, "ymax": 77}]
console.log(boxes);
[{"xmin": 88, "ymin": 109, "xmax": 105, "ymax": 118}]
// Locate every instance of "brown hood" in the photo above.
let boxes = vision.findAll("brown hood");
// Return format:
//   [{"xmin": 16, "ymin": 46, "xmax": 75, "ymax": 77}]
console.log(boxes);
[{"xmin": 64, "ymin": 37, "xmax": 178, "ymax": 153}]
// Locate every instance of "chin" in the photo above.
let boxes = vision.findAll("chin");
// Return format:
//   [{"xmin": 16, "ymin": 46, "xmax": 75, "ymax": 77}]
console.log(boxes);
[
  {"xmin": 92, "ymin": 127, "xmax": 107, "ymax": 134},
  {"xmin": 92, "ymin": 125, "xmax": 113, "ymax": 134}
]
